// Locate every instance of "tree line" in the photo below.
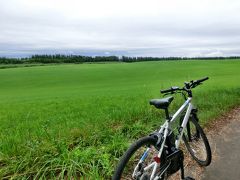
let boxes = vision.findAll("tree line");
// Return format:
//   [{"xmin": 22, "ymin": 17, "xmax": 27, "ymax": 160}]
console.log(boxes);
[{"xmin": 0, "ymin": 55, "xmax": 240, "ymax": 64}]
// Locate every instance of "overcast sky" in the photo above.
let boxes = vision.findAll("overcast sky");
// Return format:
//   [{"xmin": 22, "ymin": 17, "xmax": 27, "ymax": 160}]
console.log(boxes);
[{"xmin": 1, "ymin": 0, "xmax": 240, "ymax": 57}]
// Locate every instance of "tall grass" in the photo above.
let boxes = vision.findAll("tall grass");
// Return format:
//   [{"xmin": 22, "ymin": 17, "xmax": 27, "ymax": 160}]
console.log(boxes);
[{"xmin": 0, "ymin": 60, "xmax": 240, "ymax": 178}]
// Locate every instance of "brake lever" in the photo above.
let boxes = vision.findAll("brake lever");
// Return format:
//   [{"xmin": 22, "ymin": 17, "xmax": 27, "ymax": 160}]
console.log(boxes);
[
  {"xmin": 163, "ymin": 91, "xmax": 175, "ymax": 97},
  {"xmin": 191, "ymin": 82, "xmax": 202, "ymax": 89}
]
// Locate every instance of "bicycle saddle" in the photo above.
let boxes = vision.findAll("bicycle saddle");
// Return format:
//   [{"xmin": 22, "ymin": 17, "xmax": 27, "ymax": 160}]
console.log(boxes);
[{"xmin": 149, "ymin": 96, "xmax": 174, "ymax": 109}]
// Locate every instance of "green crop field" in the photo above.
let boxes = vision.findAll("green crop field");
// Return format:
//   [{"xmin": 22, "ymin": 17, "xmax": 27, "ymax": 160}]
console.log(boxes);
[{"xmin": 0, "ymin": 60, "xmax": 240, "ymax": 179}]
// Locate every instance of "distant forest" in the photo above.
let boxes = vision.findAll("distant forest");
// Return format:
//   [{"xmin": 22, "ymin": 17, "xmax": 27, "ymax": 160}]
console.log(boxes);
[{"xmin": 0, "ymin": 55, "xmax": 240, "ymax": 64}]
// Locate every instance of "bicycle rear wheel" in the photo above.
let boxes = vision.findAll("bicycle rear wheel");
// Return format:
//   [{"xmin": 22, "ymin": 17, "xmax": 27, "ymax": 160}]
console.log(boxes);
[
  {"xmin": 112, "ymin": 136, "xmax": 167, "ymax": 180},
  {"xmin": 182, "ymin": 115, "xmax": 211, "ymax": 166}
]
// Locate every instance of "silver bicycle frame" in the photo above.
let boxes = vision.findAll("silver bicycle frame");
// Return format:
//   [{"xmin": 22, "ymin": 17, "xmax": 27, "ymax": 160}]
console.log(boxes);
[{"xmin": 133, "ymin": 97, "xmax": 193, "ymax": 180}]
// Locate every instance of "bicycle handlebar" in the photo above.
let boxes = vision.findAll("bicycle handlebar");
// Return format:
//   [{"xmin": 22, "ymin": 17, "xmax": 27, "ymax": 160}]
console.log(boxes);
[
  {"xmin": 160, "ymin": 77, "xmax": 209, "ymax": 95},
  {"xmin": 196, "ymin": 77, "xmax": 209, "ymax": 83},
  {"xmin": 160, "ymin": 86, "xmax": 179, "ymax": 94}
]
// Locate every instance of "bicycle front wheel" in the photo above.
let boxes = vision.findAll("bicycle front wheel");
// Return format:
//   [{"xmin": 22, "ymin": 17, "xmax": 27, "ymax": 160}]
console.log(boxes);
[
  {"xmin": 182, "ymin": 115, "xmax": 212, "ymax": 166},
  {"xmin": 112, "ymin": 136, "xmax": 166, "ymax": 180}
]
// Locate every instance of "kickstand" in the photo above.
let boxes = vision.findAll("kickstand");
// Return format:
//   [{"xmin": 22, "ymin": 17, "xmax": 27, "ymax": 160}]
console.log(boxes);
[
  {"xmin": 181, "ymin": 161, "xmax": 195, "ymax": 180},
  {"xmin": 180, "ymin": 158, "xmax": 185, "ymax": 179},
  {"xmin": 184, "ymin": 177, "xmax": 195, "ymax": 180}
]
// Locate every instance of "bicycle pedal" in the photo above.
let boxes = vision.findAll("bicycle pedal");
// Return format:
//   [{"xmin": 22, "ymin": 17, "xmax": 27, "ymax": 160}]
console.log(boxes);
[{"xmin": 183, "ymin": 177, "xmax": 195, "ymax": 180}]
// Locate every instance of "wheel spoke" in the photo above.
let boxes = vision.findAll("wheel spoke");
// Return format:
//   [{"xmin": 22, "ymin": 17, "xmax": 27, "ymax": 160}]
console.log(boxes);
[{"xmin": 182, "ymin": 116, "xmax": 211, "ymax": 166}]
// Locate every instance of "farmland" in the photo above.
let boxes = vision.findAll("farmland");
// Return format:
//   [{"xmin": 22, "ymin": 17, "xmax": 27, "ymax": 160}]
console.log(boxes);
[{"xmin": 0, "ymin": 60, "xmax": 240, "ymax": 179}]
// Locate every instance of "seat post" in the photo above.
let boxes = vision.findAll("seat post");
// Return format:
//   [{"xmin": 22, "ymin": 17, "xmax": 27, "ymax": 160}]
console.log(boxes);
[{"xmin": 164, "ymin": 108, "xmax": 170, "ymax": 121}]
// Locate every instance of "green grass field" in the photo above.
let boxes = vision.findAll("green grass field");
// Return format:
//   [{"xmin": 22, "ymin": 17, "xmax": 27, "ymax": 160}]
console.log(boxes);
[{"xmin": 0, "ymin": 60, "xmax": 240, "ymax": 179}]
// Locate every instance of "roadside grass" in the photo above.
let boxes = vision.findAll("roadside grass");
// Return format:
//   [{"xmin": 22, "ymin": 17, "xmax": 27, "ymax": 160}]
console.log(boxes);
[{"xmin": 0, "ymin": 60, "xmax": 240, "ymax": 179}]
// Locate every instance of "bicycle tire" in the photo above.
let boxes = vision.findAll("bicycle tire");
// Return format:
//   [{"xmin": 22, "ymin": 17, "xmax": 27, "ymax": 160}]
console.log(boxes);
[
  {"xmin": 112, "ymin": 136, "xmax": 166, "ymax": 180},
  {"xmin": 182, "ymin": 115, "xmax": 212, "ymax": 166}
]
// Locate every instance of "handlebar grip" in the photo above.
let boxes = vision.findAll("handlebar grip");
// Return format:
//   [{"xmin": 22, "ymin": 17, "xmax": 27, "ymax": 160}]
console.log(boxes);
[
  {"xmin": 160, "ymin": 86, "xmax": 179, "ymax": 94},
  {"xmin": 160, "ymin": 88, "xmax": 172, "ymax": 94},
  {"xmin": 197, "ymin": 77, "xmax": 209, "ymax": 83}
]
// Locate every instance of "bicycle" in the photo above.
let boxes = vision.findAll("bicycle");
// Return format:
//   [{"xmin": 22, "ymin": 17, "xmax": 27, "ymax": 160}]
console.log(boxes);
[{"xmin": 113, "ymin": 77, "xmax": 212, "ymax": 180}]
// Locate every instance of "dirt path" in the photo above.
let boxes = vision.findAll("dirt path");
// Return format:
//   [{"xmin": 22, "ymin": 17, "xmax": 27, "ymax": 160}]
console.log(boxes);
[
  {"xmin": 201, "ymin": 107, "xmax": 240, "ymax": 180},
  {"xmin": 169, "ymin": 107, "xmax": 240, "ymax": 180}
]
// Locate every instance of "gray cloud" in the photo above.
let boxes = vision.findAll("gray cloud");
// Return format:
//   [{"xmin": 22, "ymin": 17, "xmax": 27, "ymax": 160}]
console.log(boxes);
[{"xmin": 1, "ymin": 0, "xmax": 240, "ymax": 57}]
